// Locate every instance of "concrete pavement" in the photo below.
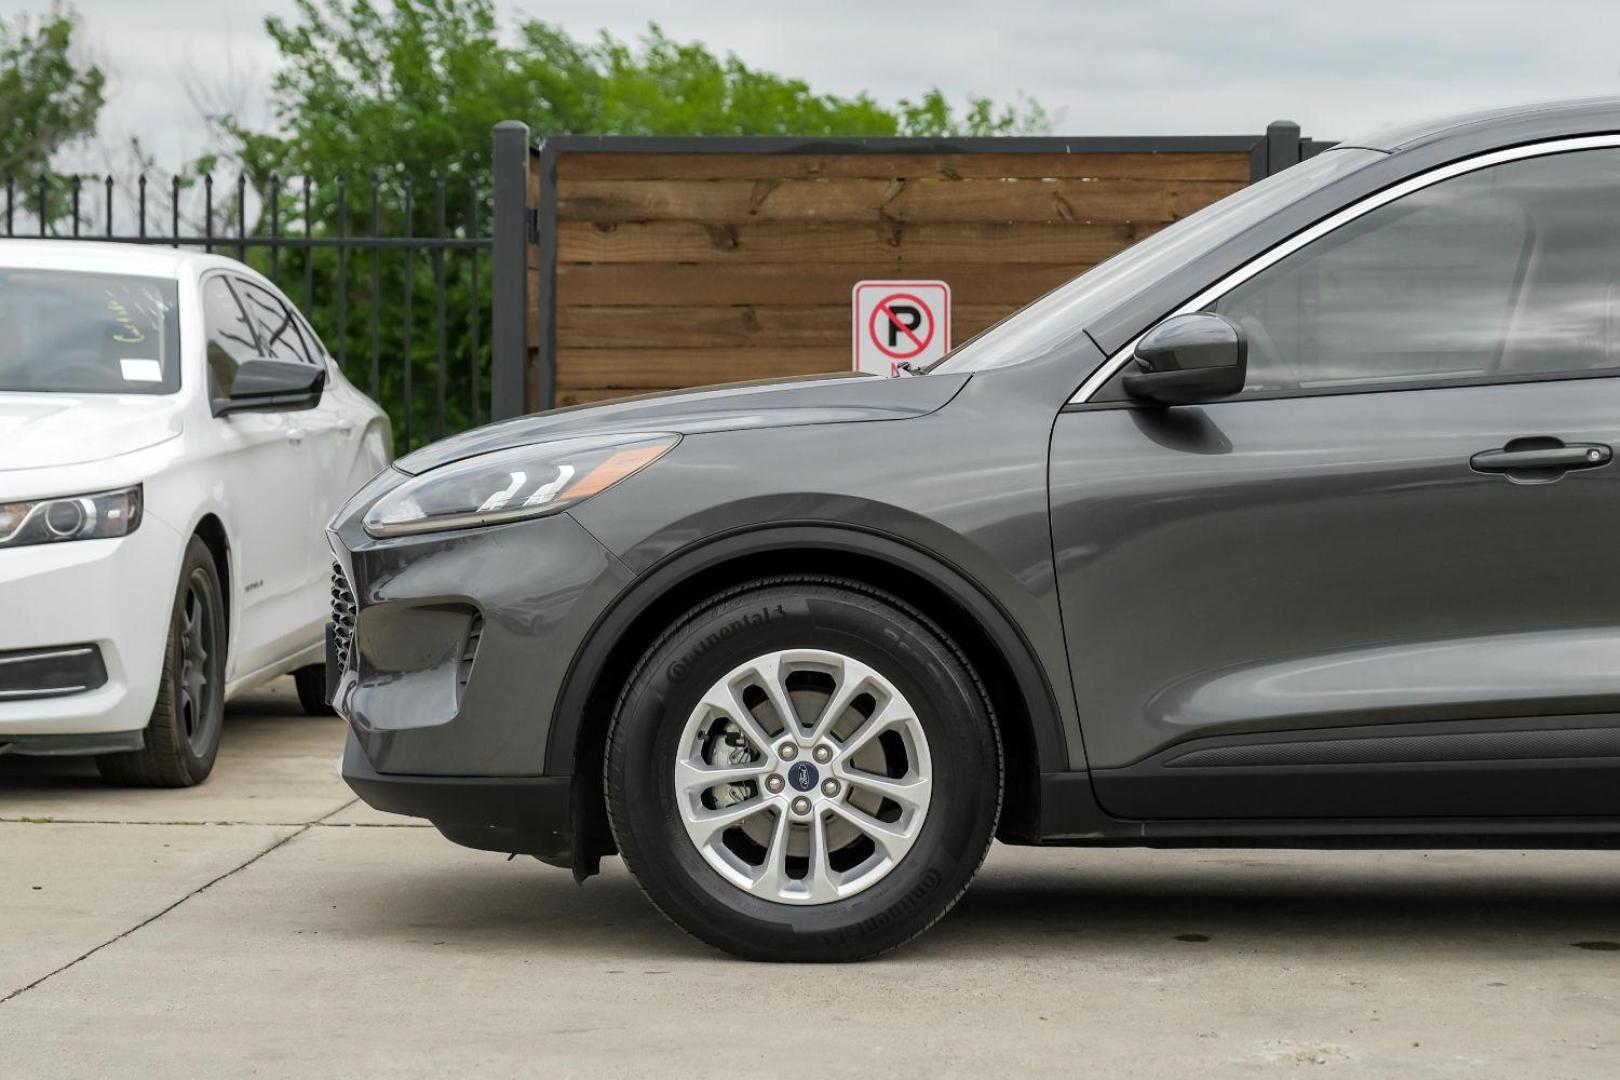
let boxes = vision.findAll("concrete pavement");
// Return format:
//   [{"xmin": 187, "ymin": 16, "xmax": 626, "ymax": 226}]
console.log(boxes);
[{"xmin": 4, "ymin": 679, "xmax": 1619, "ymax": 1077}]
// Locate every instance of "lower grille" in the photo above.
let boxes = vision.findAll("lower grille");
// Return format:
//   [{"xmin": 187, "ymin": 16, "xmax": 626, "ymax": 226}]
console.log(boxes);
[
  {"xmin": 330, "ymin": 562, "xmax": 356, "ymax": 673},
  {"xmin": 0, "ymin": 644, "xmax": 108, "ymax": 700},
  {"xmin": 457, "ymin": 615, "xmax": 484, "ymax": 691}
]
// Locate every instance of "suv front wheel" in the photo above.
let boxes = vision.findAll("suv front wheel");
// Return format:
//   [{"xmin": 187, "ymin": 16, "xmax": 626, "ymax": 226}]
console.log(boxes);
[{"xmin": 606, "ymin": 577, "xmax": 1001, "ymax": 961}]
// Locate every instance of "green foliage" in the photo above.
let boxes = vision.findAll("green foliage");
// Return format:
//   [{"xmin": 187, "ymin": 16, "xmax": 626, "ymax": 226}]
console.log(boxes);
[
  {"xmin": 212, "ymin": 0, "xmax": 1050, "ymax": 448},
  {"xmin": 562, "ymin": 23, "xmax": 898, "ymax": 137},
  {"xmin": 0, "ymin": 4, "xmax": 104, "ymax": 195},
  {"xmin": 236, "ymin": 1, "xmax": 1051, "ymax": 176},
  {"xmin": 896, "ymin": 89, "xmax": 1051, "ymax": 138}
]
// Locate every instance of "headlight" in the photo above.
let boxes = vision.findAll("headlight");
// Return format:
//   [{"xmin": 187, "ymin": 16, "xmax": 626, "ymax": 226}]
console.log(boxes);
[
  {"xmin": 0, "ymin": 485, "xmax": 143, "ymax": 548},
  {"xmin": 363, "ymin": 433, "xmax": 679, "ymax": 538}
]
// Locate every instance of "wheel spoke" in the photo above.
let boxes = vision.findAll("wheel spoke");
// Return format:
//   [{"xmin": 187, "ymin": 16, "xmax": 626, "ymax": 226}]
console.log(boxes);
[
  {"xmin": 804, "ymin": 811, "xmax": 842, "ymax": 902},
  {"xmin": 674, "ymin": 756, "xmax": 770, "ymax": 799},
  {"xmin": 827, "ymin": 800, "xmax": 917, "ymax": 862},
  {"xmin": 688, "ymin": 796, "xmax": 770, "ymax": 846},
  {"xmin": 838, "ymin": 696, "xmax": 913, "ymax": 760},
  {"xmin": 805, "ymin": 657, "xmax": 878, "ymax": 745},
  {"xmin": 744, "ymin": 653, "xmax": 799, "ymax": 739},
  {"xmin": 750, "ymin": 808, "xmax": 793, "ymax": 896},
  {"xmin": 837, "ymin": 770, "xmax": 932, "ymax": 815},
  {"xmin": 697, "ymin": 680, "xmax": 775, "ymax": 758}
]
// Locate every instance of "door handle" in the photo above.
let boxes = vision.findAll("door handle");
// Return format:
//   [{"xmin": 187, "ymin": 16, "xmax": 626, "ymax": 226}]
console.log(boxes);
[
  {"xmin": 286, "ymin": 427, "xmax": 305, "ymax": 446},
  {"xmin": 1470, "ymin": 438, "xmax": 1611, "ymax": 479}
]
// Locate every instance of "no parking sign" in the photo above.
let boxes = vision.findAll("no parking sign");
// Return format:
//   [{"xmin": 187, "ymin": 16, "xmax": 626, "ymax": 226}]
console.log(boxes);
[{"xmin": 852, "ymin": 280, "xmax": 951, "ymax": 376}]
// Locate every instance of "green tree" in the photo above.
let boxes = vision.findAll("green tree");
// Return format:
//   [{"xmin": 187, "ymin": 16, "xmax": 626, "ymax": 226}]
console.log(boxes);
[
  {"xmin": 235, "ymin": 1, "xmax": 1048, "ymax": 180},
  {"xmin": 895, "ymin": 89, "xmax": 1050, "ymax": 138},
  {"xmin": 0, "ymin": 4, "xmax": 105, "ymax": 204},
  {"xmin": 214, "ymin": 0, "xmax": 1049, "ymax": 447}
]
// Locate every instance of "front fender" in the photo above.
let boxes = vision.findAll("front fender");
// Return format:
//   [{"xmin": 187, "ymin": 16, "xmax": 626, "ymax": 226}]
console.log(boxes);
[{"xmin": 545, "ymin": 521, "xmax": 1074, "ymax": 778}]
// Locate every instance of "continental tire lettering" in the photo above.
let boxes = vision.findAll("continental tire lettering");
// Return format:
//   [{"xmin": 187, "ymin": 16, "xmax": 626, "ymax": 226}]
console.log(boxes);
[
  {"xmin": 817, "ymin": 868, "xmax": 943, "ymax": 946},
  {"xmin": 667, "ymin": 604, "xmax": 787, "ymax": 683}
]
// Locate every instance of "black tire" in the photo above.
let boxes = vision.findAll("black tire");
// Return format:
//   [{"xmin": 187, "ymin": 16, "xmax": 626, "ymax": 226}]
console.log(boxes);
[
  {"xmin": 294, "ymin": 665, "xmax": 335, "ymax": 716},
  {"xmin": 96, "ymin": 536, "xmax": 226, "ymax": 787},
  {"xmin": 606, "ymin": 576, "xmax": 1001, "ymax": 962}
]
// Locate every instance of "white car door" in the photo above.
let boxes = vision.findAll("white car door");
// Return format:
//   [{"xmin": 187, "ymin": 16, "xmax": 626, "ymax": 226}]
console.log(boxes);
[
  {"xmin": 202, "ymin": 275, "xmax": 320, "ymax": 679},
  {"xmin": 287, "ymin": 308, "xmax": 366, "ymax": 552},
  {"xmin": 231, "ymin": 278, "xmax": 351, "ymax": 625}
]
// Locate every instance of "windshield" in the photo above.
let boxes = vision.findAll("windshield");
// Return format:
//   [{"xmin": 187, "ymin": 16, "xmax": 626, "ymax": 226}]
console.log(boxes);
[
  {"xmin": 0, "ymin": 269, "xmax": 182, "ymax": 395},
  {"xmin": 927, "ymin": 148, "xmax": 1384, "ymax": 373}
]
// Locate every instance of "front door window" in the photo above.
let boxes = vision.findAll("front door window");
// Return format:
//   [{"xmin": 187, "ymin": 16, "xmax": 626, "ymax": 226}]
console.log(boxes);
[{"xmin": 1212, "ymin": 148, "xmax": 1620, "ymax": 394}]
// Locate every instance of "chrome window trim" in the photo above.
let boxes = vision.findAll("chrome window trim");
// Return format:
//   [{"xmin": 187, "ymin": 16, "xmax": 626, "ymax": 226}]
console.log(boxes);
[{"xmin": 1069, "ymin": 134, "xmax": 1620, "ymax": 405}]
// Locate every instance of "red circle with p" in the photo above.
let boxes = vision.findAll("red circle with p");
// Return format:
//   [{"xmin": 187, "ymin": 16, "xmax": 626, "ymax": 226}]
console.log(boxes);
[{"xmin": 868, "ymin": 293, "xmax": 936, "ymax": 360}]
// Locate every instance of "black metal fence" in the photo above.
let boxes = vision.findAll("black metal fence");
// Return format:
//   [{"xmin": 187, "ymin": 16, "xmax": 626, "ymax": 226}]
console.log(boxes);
[{"xmin": 2, "ymin": 153, "xmax": 504, "ymax": 453}]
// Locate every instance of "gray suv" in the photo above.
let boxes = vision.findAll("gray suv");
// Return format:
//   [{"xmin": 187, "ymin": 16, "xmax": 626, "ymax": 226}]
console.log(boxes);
[{"xmin": 329, "ymin": 99, "xmax": 1620, "ymax": 960}]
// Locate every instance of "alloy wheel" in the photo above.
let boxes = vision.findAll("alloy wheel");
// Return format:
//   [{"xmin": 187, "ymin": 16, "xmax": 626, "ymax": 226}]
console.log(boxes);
[
  {"xmin": 177, "ymin": 568, "xmax": 218, "ymax": 756},
  {"xmin": 674, "ymin": 649, "xmax": 933, "ymax": 905}
]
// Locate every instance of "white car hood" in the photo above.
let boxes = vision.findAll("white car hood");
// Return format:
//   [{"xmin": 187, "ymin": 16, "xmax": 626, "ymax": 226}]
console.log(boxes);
[{"xmin": 0, "ymin": 393, "xmax": 184, "ymax": 471}]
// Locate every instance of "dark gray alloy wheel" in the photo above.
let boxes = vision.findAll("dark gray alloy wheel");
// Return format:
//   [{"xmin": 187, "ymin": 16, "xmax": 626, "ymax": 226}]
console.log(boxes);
[{"xmin": 97, "ymin": 536, "xmax": 226, "ymax": 787}]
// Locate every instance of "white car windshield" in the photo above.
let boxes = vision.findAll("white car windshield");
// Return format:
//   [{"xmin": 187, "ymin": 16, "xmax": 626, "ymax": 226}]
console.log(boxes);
[{"xmin": 0, "ymin": 268, "xmax": 181, "ymax": 395}]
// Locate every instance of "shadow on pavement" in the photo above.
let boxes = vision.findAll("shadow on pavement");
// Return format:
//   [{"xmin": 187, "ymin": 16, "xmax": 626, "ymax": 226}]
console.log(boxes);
[
  {"xmin": 0, "ymin": 681, "xmax": 348, "ymax": 824},
  {"xmin": 929, "ymin": 852, "xmax": 1620, "ymax": 957},
  {"xmin": 322, "ymin": 842, "xmax": 1620, "ymax": 962},
  {"xmin": 0, "ymin": 752, "xmax": 103, "ymax": 790},
  {"xmin": 2, "ymin": 680, "xmax": 318, "ymax": 789}
]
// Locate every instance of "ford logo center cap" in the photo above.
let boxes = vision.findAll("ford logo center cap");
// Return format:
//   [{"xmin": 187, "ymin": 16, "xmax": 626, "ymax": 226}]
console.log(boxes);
[{"xmin": 788, "ymin": 761, "xmax": 819, "ymax": 792}]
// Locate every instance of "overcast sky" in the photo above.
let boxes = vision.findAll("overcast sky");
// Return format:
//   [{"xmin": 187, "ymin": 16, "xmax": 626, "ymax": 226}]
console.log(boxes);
[{"xmin": 56, "ymin": 0, "xmax": 1620, "ymax": 167}]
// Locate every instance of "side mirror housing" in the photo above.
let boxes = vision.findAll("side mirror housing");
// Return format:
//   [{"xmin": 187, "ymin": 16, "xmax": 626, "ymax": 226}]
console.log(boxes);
[
  {"xmin": 213, "ymin": 358, "xmax": 325, "ymax": 416},
  {"xmin": 1123, "ymin": 312, "xmax": 1246, "ymax": 406}
]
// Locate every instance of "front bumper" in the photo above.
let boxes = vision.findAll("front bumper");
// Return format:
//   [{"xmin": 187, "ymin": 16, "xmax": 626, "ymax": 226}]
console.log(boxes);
[
  {"xmin": 340, "ymin": 731, "xmax": 573, "ymax": 864},
  {"xmin": 326, "ymin": 471, "xmax": 634, "ymax": 779},
  {"xmin": 0, "ymin": 515, "xmax": 181, "ymax": 740}
]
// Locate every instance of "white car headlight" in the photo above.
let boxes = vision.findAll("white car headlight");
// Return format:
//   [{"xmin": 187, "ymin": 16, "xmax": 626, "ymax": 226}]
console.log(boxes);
[
  {"xmin": 0, "ymin": 485, "xmax": 143, "ymax": 548},
  {"xmin": 363, "ymin": 433, "xmax": 679, "ymax": 539}
]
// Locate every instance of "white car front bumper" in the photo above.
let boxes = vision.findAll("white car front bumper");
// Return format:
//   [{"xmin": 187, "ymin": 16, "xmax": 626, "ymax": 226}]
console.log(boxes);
[{"xmin": 0, "ymin": 511, "xmax": 183, "ymax": 744}]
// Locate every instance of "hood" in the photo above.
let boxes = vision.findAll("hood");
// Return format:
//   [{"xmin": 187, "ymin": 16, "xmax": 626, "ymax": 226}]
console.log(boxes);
[
  {"xmin": 396, "ymin": 371, "xmax": 971, "ymax": 475},
  {"xmin": 0, "ymin": 393, "xmax": 184, "ymax": 471}
]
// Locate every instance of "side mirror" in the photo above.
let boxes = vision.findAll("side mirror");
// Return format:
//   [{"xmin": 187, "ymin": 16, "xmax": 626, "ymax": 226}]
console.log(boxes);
[
  {"xmin": 1122, "ymin": 312, "xmax": 1246, "ymax": 406},
  {"xmin": 213, "ymin": 358, "xmax": 325, "ymax": 417}
]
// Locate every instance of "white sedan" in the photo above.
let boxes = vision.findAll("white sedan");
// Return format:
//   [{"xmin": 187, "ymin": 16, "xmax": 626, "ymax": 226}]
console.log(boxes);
[{"xmin": 0, "ymin": 241, "xmax": 391, "ymax": 785}]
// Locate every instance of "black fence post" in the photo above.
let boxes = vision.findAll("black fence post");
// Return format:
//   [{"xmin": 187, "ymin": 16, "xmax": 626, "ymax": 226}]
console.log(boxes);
[
  {"xmin": 1265, "ymin": 120, "xmax": 1303, "ymax": 177},
  {"xmin": 490, "ymin": 120, "xmax": 531, "ymax": 422}
]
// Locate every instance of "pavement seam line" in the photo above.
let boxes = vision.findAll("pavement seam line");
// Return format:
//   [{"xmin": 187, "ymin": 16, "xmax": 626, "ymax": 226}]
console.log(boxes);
[{"xmin": 0, "ymin": 798, "xmax": 360, "ymax": 1006}]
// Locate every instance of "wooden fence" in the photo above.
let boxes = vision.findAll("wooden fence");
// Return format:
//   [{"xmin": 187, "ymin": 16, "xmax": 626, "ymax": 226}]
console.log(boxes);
[{"xmin": 487, "ymin": 123, "xmax": 1331, "ymax": 416}]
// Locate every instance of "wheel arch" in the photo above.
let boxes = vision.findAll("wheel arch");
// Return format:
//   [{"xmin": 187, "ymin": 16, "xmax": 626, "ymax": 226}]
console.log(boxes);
[
  {"xmin": 552, "ymin": 524, "xmax": 1069, "ymax": 868},
  {"xmin": 190, "ymin": 512, "xmax": 232, "ymax": 657}
]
